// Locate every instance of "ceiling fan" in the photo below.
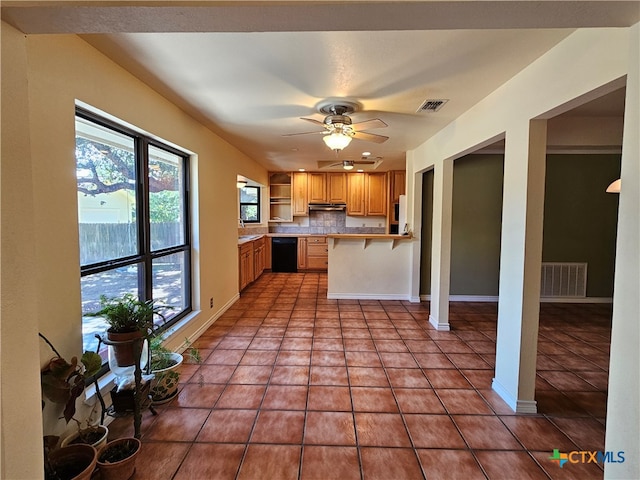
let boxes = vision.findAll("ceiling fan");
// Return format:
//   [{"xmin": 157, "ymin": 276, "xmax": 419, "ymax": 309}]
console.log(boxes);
[
  {"xmin": 283, "ymin": 101, "xmax": 389, "ymax": 152},
  {"xmin": 317, "ymin": 155, "xmax": 383, "ymax": 171}
]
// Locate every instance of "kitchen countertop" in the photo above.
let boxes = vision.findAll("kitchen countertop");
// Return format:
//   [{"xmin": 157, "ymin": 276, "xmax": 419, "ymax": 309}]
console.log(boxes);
[
  {"xmin": 327, "ymin": 233, "xmax": 413, "ymax": 239},
  {"xmin": 238, "ymin": 233, "xmax": 331, "ymax": 245}
]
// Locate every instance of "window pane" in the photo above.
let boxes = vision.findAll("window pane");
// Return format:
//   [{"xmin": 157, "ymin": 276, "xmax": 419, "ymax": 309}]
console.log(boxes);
[
  {"xmin": 148, "ymin": 145, "xmax": 185, "ymax": 251},
  {"xmin": 241, "ymin": 205, "xmax": 259, "ymax": 222},
  {"xmin": 241, "ymin": 186, "xmax": 258, "ymax": 203},
  {"xmin": 152, "ymin": 251, "xmax": 188, "ymax": 327},
  {"xmin": 76, "ymin": 117, "xmax": 138, "ymax": 265},
  {"xmin": 81, "ymin": 264, "xmax": 142, "ymax": 359}
]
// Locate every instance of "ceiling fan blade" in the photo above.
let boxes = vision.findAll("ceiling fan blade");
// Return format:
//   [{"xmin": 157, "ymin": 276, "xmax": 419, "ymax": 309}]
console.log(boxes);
[
  {"xmin": 354, "ymin": 160, "xmax": 376, "ymax": 165},
  {"xmin": 351, "ymin": 118, "xmax": 387, "ymax": 130},
  {"xmin": 352, "ymin": 131, "xmax": 389, "ymax": 143},
  {"xmin": 300, "ymin": 117, "xmax": 326, "ymax": 126},
  {"xmin": 282, "ymin": 130, "xmax": 326, "ymax": 137}
]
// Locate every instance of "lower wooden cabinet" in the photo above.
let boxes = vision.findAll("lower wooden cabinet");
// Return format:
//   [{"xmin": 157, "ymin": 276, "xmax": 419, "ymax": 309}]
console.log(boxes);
[
  {"xmin": 239, "ymin": 236, "xmax": 267, "ymax": 291},
  {"xmin": 238, "ymin": 242, "xmax": 254, "ymax": 291},
  {"xmin": 303, "ymin": 236, "xmax": 328, "ymax": 270}
]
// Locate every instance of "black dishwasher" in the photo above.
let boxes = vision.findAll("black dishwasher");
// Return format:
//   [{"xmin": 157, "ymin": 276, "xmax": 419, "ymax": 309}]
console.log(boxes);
[{"xmin": 271, "ymin": 237, "xmax": 298, "ymax": 272}]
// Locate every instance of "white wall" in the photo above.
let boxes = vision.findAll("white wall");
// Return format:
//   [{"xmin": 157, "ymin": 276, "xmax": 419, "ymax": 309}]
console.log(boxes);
[
  {"xmin": 407, "ymin": 25, "xmax": 638, "ymax": 476},
  {"xmin": 327, "ymin": 237, "xmax": 413, "ymax": 300},
  {"xmin": 1, "ymin": 22, "xmax": 268, "ymax": 479}
]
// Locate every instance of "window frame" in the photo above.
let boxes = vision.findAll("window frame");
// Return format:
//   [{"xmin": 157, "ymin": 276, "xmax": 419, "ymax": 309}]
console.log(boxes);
[
  {"xmin": 76, "ymin": 107, "xmax": 192, "ymax": 347},
  {"xmin": 239, "ymin": 185, "xmax": 261, "ymax": 224}
]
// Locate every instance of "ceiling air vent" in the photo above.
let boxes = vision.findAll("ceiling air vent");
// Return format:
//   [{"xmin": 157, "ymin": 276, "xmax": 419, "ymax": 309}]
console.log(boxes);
[{"xmin": 417, "ymin": 99, "xmax": 449, "ymax": 113}]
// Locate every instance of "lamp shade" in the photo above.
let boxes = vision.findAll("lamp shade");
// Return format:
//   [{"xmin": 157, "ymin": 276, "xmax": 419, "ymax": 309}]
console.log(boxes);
[
  {"xmin": 323, "ymin": 132, "xmax": 352, "ymax": 151},
  {"xmin": 342, "ymin": 161, "xmax": 354, "ymax": 170},
  {"xmin": 606, "ymin": 178, "xmax": 621, "ymax": 193}
]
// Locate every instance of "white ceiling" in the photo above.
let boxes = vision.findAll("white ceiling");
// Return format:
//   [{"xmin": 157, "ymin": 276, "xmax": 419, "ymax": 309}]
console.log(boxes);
[{"xmin": 3, "ymin": 1, "xmax": 638, "ymax": 173}]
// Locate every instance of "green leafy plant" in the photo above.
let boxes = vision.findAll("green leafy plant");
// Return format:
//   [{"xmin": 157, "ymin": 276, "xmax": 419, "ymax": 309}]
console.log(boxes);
[
  {"xmin": 89, "ymin": 293, "xmax": 166, "ymax": 334},
  {"xmin": 39, "ymin": 333, "xmax": 102, "ymax": 424}
]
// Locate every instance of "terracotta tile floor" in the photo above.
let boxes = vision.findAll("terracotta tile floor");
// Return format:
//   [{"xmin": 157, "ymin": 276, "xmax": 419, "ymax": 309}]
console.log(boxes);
[{"xmin": 109, "ymin": 272, "xmax": 611, "ymax": 479}]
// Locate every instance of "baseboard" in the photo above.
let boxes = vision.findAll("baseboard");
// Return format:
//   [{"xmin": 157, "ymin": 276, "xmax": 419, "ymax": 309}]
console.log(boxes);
[
  {"xmin": 176, "ymin": 293, "xmax": 240, "ymax": 350},
  {"xmin": 420, "ymin": 294, "xmax": 613, "ymax": 304},
  {"xmin": 540, "ymin": 296, "xmax": 612, "ymax": 303},
  {"xmin": 327, "ymin": 293, "xmax": 412, "ymax": 301},
  {"xmin": 429, "ymin": 314, "xmax": 451, "ymax": 331},
  {"xmin": 491, "ymin": 378, "xmax": 538, "ymax": 414}
]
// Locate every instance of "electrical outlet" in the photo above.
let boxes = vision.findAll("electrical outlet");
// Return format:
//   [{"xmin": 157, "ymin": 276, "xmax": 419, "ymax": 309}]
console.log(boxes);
[
  {"xmin": 378, "ymin": 223, "xmax": 382, "ymax": 227},
  {"xmin": 209, "ymin": 297, "xmax": 214, "ymax": 308}
]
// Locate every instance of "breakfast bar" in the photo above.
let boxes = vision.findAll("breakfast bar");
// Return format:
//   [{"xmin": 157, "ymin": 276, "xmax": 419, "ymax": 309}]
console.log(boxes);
[{"xmin": 326, "ymin": 233, "xmax": 414, "ymax": 301}]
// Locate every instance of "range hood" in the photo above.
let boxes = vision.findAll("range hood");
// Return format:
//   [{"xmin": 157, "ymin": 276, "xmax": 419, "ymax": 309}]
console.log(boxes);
[{"xmin": 308, "ymin": 202, "xmax": 347, "ymax": 211}]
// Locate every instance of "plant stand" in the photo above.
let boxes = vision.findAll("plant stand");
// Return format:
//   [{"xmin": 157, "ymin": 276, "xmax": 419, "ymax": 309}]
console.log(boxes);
[{"xmin": 97, "ymin": 335, "xmax": 157, "ymax": 439}]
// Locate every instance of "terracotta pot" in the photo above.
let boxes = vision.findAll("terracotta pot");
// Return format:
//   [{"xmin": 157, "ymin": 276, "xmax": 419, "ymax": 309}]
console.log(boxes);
[
  {"xmin": 47, "ymin": 444, "xmax": 97, "ymax": 480},
  {"xmin": 60, "ymin": 425, "xmax": 109, "ymax": 450},
  {"xmin": 97, "ymin": 437, "xmax": 141, "ymax": 480},
  {"xmin": 107, "ymin": 330, "xmax": 144, "ymax": 367},
  {"xmin": 150, "ymin": 352, "xmax": 183, "ymax": 404}
]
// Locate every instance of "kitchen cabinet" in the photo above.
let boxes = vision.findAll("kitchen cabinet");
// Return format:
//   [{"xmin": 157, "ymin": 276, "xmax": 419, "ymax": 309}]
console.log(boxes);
[
  {"xmin": 292, "ymin": 172, "xmax": 308, "ymax": 216},
  {"xmin": 366, "ymin": 172, "xmax": 388, "ymax": 216},
  {"xmin": 297, "ymin": 237, "xmax": 307, "ymax": 269},
  {"xmin": 308, "ymin": 172, "xmax": 347, "ymax": 204},
  {"xmin": 306, "ymin": 236, "xmax": 328, "ymax": 270},
  {"xmin": 347, "ymin": 173, "xmax": 366, "ymax": 216},
  {"xmin": 308, "ymin": 173, "xmax": 327, "ymax": 203},
  {"xmin": 346, "ymin": 172, "xmax": 387, "ymax": 216},
  {"xmin": 238, "ymin": 242, "xmax": 254, "ymax": 291},
  {"xmin": 327, "ymin": 173, "xmax": 347, "ymax": 203},
  {"xmin": 390, "ymin": 170, "xmax": 406, "ymax": 203},
  {"xmin": 269, "ymin": 172, "xmax": 292, "ymax": 222},
  {"xmin": 253, "ymin": 236, "xmax": 266, "ymax": 279}
]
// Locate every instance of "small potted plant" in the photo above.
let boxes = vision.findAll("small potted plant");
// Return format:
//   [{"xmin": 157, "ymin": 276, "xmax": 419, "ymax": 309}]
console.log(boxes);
[
  {"xmin": 40, "ymin": 333, "xmax": 103, "ymax": 479},
  {"xmin": 149, "ymin": 336, "xmax": 202, "ymax": 404},
  {"xmin": 89, "ymin": 293, "xmax": 166, "ymax": 367},
  {"xmin": 96, "ymin": 437, "xmax": 141, "ymax": 480}
]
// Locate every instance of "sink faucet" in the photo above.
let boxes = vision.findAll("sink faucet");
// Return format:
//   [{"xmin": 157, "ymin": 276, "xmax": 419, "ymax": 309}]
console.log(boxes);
[{"xmin": 239, "ymin": 218, "xmax": 245, "ymax": 228}]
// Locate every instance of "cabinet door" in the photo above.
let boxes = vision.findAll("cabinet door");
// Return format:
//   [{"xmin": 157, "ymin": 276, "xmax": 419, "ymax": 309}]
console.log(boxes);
[
  {"xmin": 366, "ymin": 172, "xmax": 388, "ymax": 216},
  {"xmin": 308, "ymin": 173, "xmax": 327, "ymax": 203},
  {"xmin": 346, "ymin": 173, "xmax": 365, "ymax": 216},
  {"xmin": 391, "ymin": 170, "xmax": 406, "ymax": 203},
  {"xmin": 292, "ymin": 172, "xmax": 308, "ymax": 216},
  {"xmin": 297, "ymin": 237, "xmax": 307, "ymax": 269},
  {"xmin": 327, "ymin": 173, "xmax": 347, "ymax": 203}
]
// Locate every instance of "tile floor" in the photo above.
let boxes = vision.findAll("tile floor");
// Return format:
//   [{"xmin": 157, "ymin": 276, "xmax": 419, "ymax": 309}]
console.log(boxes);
[{"xmin": 109, "ymin": 272, "xmax": 611, "ymax": 479}]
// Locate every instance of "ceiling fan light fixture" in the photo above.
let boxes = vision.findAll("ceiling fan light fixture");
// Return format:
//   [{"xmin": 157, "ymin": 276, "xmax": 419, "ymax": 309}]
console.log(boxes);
[
  {"xmin": 323, "ymin": 132, "xmax": 352, "ymax": 152},
  {"xmin": 342, "ymin": 160, "xmax": 354, "ymax": 170}
]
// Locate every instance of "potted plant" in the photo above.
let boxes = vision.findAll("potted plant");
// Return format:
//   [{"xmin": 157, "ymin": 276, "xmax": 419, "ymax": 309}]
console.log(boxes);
[
  {"xmin": 40, "ymin": 334, "xmax": 103, "ymax": 479},
  {"xmin": 96, "ymin": 437, "xmax": 141, "ymax": 480},
  {"xmin": 89, "ymin": 293, "xmax": 166, "ymax": 367},
  {"xmin": 45, "ymin": 440, "xmax": 97, "ymax": 480},
  {"xmin": 149, "ymin": 336, "xmax": 202, "ymax": 404}
]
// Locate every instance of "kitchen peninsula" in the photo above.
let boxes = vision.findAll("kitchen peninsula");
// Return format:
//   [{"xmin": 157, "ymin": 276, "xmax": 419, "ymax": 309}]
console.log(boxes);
[{"xmin": 326, "ymin": 233, "xmax": 415, "ymax": 301}]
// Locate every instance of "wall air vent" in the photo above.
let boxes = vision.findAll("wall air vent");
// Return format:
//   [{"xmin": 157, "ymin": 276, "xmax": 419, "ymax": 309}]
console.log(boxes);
[{"xmin": 417, "ymin": 99, "xmax": 449, "ymax": 113}]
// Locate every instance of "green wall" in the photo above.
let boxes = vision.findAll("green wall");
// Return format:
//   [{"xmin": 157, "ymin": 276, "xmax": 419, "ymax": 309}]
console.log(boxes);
[
  {"xmin": 420, "ymin": 170, "xmax": 434, "ymax": 294},
  {"xmin": 543, "ymin": 154, "xmax": 620, "ymax": 297},
  {"xmin": 420, "ymin": 153, "xmax": 620, "ymax": 298},
  {"xmin": 450, "ymin": 154, "xmax": 504, "ymax": 295}
]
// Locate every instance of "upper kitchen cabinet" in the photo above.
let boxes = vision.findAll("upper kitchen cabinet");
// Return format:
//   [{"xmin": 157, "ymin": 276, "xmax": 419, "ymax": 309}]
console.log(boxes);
[
  {"xmin": 308, "ymin": 172, "xmax": 327, "ymax": 203},
  {"xmin": 327, "ymin": 173, "xmax": 347, "ymax": 203},
  {"xmin": 292, "ymin": 172, "xmax": 308, "ymax": 216},
  {"xmin": 269, "ymin": 172, "xmax": 292, "ymax": 222},
  {"xmin": 366, "ymin": 172, "xmax": 388, "ymax": 216},
  {"xmin": 390, "ymin": 170, "xmax": 406, "ymax": 203},
  {"xmin": 347, "ymin": 172, "xmax": 366, "ymax": 216}
]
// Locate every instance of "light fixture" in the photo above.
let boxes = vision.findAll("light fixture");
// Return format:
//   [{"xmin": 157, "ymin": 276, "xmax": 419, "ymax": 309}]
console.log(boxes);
[
  {"xmin": 323, "ymin": 131, "xmax": 352, "ymax": 152},
  {"xmin": 342, "ymin": 160, "xmax": 354, "ymax": 171},
  {"xmin": 606, "ymin": 178, "xmax": 621, "ymax": 193}
]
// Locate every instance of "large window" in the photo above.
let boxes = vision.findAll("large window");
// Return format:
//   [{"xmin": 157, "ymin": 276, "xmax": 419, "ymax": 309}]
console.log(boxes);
[
  {"xmin": 240, "ymin": 185, "xmax": 261, "ymax": 223},
  {"xmin": 76, "ymin": 109, "xmax": 191, "ymax": 358}
]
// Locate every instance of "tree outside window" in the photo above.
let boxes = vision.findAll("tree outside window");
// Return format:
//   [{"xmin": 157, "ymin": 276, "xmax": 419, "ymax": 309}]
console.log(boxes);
[
  {"xmin": 76, "ymin": 109, "xmax": 191, "ymax": 359},
  {"xmin": 240, "ymin": 185, "xmax": 260, "ymax": 223}
]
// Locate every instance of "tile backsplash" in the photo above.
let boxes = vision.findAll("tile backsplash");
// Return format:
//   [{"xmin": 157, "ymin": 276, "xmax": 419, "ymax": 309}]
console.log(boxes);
[{"xmin": 269, "ymin": 211, "xmax": 385, "ymax": 235}]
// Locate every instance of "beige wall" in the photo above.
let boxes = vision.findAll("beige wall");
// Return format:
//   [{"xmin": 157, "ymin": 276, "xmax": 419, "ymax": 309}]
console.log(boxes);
[{"xmin": 1, "ymin": 21, "xmax": 268, "ymax": 478}]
